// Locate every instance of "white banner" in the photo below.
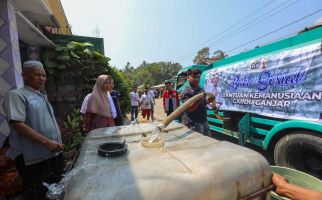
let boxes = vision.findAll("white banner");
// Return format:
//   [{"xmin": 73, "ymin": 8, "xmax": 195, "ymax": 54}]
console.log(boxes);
[{"xmin": 204, "ymin": 42, "xmax": 322, "ymax": 121}]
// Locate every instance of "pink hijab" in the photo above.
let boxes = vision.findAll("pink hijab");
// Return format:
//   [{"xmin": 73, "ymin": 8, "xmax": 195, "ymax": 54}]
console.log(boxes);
[{"xmin": 86, "ymin": 75, "xmax": 112, "ymax": 118}]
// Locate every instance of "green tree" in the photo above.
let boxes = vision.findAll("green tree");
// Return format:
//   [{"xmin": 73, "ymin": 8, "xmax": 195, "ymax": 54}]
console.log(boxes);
[
  {"xmin": 123, "ymin": 62, "xmax": 134, "ymax": 74},
  {"xmin": 42, "ymin": 42, "xmax": 109, "ymax": 103},
  {"xmin": 123, "ymin": 61, "xmax": 182, "ymax": 87},
  {"xmin": 213, "ymin": 50, "xmax": 228, "ymax": 59},
  {"xmin": 108, "ymin": 67, "xmax": 131, "ymax": 114},
  {"xmin": 42, "ymin": 41, "xmax": 131, "ymax": 116},
  {"xmin": 193, "ymin": 47, "xmax": 210, "ymax": 64},
  {"xmin": 193, "ymin": 47, "xmax": 228, "ymax": 64}
]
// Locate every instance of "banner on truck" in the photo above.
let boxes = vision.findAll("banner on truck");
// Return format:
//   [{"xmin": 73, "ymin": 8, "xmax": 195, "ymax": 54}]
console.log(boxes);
[{"xmin": 204, "ymin": 42, "xmax": 322, "ymax": 121}]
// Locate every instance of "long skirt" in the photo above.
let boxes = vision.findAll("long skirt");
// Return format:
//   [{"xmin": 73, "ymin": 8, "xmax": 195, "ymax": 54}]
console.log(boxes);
[{"xmin": 84, "ymin": 112, "xmax": 115, "ymax": 131}]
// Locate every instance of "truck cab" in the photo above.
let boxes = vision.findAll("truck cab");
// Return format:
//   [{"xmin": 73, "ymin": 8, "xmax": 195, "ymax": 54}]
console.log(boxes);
[{"xmin": 175, "ymin": 64, "xmax": 209, "ymax": 93}]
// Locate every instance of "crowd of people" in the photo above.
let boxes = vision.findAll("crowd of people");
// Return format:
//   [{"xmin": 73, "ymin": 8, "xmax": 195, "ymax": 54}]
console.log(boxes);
[
  {"xmin": 129, "ymin": 80, "xmax": 180, "ymax": 121},
  {"xmin": 2, "ymin": 60, "xmax": 321, "ymax": 200},
  {"xmin": 129, "ymin": 86, "xmax": 156, "ymax": 121}
]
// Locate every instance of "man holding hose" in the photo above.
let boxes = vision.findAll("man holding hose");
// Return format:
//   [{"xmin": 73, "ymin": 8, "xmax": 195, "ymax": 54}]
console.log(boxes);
[{"xmin": 180, "ymin": 68, "xmax": 214, "ymax": 135}]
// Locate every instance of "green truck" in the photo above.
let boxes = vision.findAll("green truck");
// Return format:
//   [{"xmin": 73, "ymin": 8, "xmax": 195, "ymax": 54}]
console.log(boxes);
[{"xmin": 175, "ymin": 26, "xmax": 322, "ymax": 179}]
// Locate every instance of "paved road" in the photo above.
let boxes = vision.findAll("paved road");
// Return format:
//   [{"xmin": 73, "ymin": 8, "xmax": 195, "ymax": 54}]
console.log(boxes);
[
  {"xmin": 153, "ymin": 97, "xmax": 167, "ymax": 121},
  {"xmin": 126, "ymin": 97, "xmax": 166, "ymax": 123}
]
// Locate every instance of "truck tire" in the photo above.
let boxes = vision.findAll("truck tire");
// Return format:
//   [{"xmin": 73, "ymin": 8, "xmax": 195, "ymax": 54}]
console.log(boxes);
[{"xmin": 274, "ymin": 131, "xmax": 322, "ymax": 179}]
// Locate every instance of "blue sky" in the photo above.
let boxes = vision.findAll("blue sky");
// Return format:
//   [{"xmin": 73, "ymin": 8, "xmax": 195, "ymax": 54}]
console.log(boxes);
[{"xmin": 60, "ymin": 0, "xmax": 322, "ymax": 69}]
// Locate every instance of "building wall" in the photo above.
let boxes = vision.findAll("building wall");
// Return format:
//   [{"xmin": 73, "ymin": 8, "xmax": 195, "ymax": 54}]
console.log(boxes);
[
  {"xmin": 0, "ymin": 0, "xmax": 72, "ymax": 146},
  {"xmin": 0, "ymin": 0, "xmax": 23, "ymax": 146},
  {"xmin": 43, "ymin": 0, "xmax": 71, "ymax": 35}
]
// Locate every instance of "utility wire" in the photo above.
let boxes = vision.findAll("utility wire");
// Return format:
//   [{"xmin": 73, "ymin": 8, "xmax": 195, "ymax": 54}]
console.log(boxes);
[
  {"xmin": 226, "ymin": 9, "xmax": 322, "ymax": 53},
  {"xmin": 176, "ymin": 0, "xmax": 296, "ymax": 61},
  {"xmin": 175, "ymin": 0, "xmax": 277, "ymax": 61},
  {"xmin": 177, "ymin": 0, "xmax": 298, "ymax": 62},
  {"xmin": 207, "ymin": 0, "xmax": 300, "ymax": 49}
]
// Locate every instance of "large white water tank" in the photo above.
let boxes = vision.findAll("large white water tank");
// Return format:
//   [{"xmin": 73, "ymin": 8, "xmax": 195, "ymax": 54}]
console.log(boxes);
[{"xmin": 64, "ymin": 122, "xmax": 272, "ymax": 200}]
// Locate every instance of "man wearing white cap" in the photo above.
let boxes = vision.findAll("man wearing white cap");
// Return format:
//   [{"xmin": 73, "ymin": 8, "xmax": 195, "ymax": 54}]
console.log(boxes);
[{"xmin": 3, "ymin": 60, "xmax": 64, "ymax": 200}]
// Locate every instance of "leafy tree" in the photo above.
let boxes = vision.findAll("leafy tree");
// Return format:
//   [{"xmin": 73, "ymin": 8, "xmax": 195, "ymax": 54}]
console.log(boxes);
[
  {"xmin": 122, "ymin": 61, "xmax": 182, "ymax": 87},
  {"xmin": 124, "ymin": 62, "xmax": 134, "ymax": 74},
  {"xmin": 193, "ymin": 47, "xmax": 210, "ymax": 64},
  {"xmin": 43, "ymin": 42, "xmax": 109, "ymax": 103},
  {"xmin": 193, "ymin": 47, "xmax": 228, "ymax": 64},
  {"xmin": 108, "ymin": 67, "xmax": 131, "ymax": 114},
  {"xmin": 42, "ymin": 41, "xmax": 131, "ymax": 116},
  {"xmin": 213, "ymin": 50, "xmax": 228, "ymax": 59}
]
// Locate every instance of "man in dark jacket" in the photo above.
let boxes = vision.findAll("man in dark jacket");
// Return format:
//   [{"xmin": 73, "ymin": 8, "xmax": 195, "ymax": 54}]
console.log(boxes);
[
  {"xmin": 109, "ymin": 81, "xmax": 123, "ymax": 126},
  {"xmin": 180, "ymin": 68, "xmax": 212, "ymax": 135}
]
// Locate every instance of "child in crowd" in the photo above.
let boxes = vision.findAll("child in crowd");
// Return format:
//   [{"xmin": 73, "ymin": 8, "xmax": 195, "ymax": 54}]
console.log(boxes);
[{"xmin": 140, "ymin": 88, "xmax": 152, "ymax": 121}]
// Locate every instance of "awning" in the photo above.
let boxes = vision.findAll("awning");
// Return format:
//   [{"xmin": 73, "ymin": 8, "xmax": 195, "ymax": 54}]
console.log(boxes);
[
  {"xmin": 137, "ymin": 84, "xmax": 145, "ymax": 90},
  {"xmin": 12, "ymin": 0, "xmax": 58, "ymax": 27},
  {"xmin": 16, "ymin": 12, "xmax": 55, "ymax": 47},
  {"xmin": 151, "ymin": 84, "xmax": 165, "ymax": 89}
]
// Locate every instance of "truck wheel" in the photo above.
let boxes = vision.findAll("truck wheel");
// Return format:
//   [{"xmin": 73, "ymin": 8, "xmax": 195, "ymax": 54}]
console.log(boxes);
[{"xmin": 274, "ymin": 131, "xmax": 322, "ymax": 179}]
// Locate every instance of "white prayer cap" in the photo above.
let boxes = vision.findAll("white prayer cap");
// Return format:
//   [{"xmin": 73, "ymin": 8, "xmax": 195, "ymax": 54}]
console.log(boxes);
[{"xmin": 23, "ymin": 60, "xmax": 43, "ymax": 69}]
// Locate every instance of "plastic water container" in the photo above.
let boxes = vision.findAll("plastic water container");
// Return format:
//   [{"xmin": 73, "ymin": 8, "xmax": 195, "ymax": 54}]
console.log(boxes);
[{"xmin": 63, "ymin": 122, "xmax": 272, "ymax": 200}]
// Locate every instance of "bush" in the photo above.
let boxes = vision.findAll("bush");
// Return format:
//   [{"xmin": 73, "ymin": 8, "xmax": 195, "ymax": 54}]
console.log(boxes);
[
  {"xmin": 42, "ymin": 41, "xmax": 132, "ymax": 116},
  {"xmin": 62, "ymin": 108, "xmax": 83, "ymax": 152},
  {"xmin": 109, "ymin": 67, "xmax": 131, "ymax": 114}
]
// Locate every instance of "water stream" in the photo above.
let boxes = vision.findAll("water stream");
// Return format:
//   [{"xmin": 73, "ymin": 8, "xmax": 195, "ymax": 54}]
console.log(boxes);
[
  {"xmin": 44, "ymin": 162, "xmax": 97, "ymax": 199},
  {"xmin": 144, "ymin": 92, "xmax": 207, "ymax": 145},
  {"xmin": 148, "ymin": 126, "xmax": 161, "ymax": 143}
]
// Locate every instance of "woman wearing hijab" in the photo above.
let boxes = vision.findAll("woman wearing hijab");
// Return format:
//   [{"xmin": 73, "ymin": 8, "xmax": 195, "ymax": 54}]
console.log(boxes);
[{"xmin": 84, "ymin": 75, "xmax": 116, "ymax": 131}]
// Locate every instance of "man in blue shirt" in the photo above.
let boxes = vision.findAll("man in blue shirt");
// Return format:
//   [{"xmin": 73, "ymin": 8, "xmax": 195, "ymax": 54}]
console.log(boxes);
[{"xmin": 3, "ymin": 61, "xmax": 64, "ymax": 200}]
